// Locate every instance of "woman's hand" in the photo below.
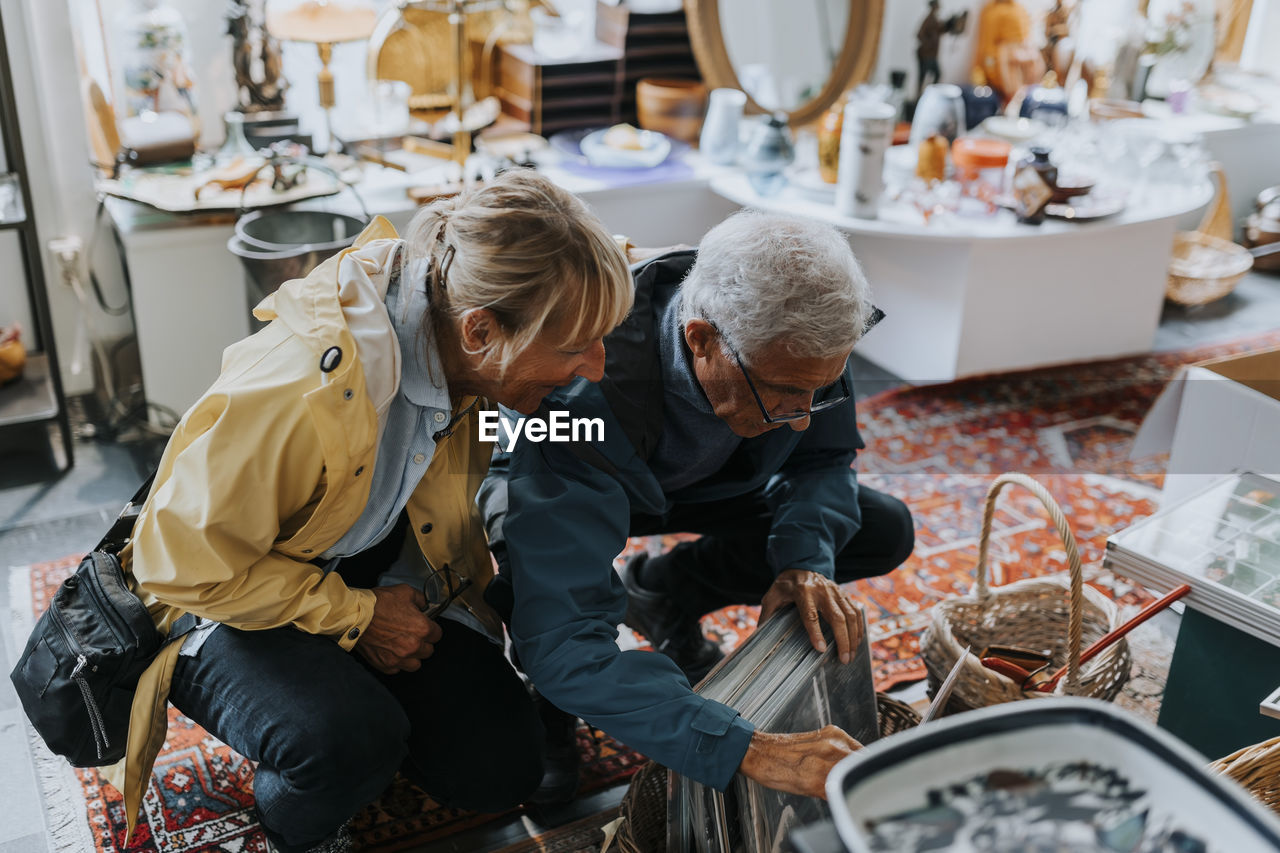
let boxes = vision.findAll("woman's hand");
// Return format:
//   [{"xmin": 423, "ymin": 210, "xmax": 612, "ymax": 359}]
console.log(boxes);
[
  {"xmin": 354, "ymin": 584, "xmax": 443, "ymax": 674},
  {"xmin": 759, "ymin": 569, "xmax": 865, "ymax": 663},
  {"xmin": 738, "ymin": 726, "xmax": 862, "ymax": 800}
]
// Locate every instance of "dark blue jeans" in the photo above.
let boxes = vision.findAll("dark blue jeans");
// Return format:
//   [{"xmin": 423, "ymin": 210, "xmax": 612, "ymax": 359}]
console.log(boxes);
[{"xmin": 169, "ymin": 619, "xmax": 542, "ymax": 851}]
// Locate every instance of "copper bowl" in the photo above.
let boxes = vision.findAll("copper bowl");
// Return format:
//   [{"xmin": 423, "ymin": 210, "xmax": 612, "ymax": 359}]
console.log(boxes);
[
  {"xmin": 635, "ymin": 78, "xmax": 707, "ymax": 145},
  {"xmin": 1244, "ymin": 212, "xmax": 1280, "ymax": 273},
  {"xmin": 1049, "ymin": 173, "xmax": 1096, "ymax": 204}
]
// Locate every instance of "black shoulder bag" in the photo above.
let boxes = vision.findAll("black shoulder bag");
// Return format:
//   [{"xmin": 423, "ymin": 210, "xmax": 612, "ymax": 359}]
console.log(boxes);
[{"xmin": 9, "ymin": 478, "xmax": 196, "ymax": 767}]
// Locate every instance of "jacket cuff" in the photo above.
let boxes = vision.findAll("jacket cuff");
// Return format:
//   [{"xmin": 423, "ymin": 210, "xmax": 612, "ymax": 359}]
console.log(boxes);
[
  {"xmin": 336, "ymin": 588, "xmax": 378, "ymax": 651},
  {"xmin": 683, "ymin": 701, "xmax": 756, "ymax": 792},
  {"xmin": 767, "ymin": 533, "xmax": 836, "ymax": 580}
]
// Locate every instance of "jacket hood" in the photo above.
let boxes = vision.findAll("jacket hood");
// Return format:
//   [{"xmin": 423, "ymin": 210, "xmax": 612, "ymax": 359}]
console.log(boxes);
[{"xmin": 251, "ymin": 215, "xmax": 400, "ymax": 351}]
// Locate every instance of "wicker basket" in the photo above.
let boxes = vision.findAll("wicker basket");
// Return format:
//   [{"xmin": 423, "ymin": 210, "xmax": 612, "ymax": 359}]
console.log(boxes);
[
  {"xmin": 1168, "ymin": 231, "xmax": 1254, "ymax": 306},
  {"xmin": 876, "ymin": 692, "xmax": 922, "ymax": 737},
  {"xmin": 614, "ymin": 694, "xmax": 925, "ymax": 850},
  {"xmin": 920, "ymin": 473, "xmax": 1131, "ymax": 715},
  {"xmin": 615, "ymin": 760, "xmax": 668, "ymax": 853},
  {"xmin": 1210, "ymin": 736, "xmax": 1280, "ymax": 817},
  {"xmin": 1167, "ymin": 163, "xmax": 1254, "ymax": 306}
]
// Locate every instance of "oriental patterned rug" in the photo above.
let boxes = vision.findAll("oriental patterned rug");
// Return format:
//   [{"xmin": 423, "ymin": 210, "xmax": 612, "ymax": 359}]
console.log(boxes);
[{"xmin": 10, "ymin": 556, "xmax": 643, "ymax": 853}]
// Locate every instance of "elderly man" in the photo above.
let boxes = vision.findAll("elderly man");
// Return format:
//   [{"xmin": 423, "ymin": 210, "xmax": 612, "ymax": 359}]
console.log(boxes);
[{"xmin": 480, "ymin": 211, "xmax": 914, "ymax": 804}]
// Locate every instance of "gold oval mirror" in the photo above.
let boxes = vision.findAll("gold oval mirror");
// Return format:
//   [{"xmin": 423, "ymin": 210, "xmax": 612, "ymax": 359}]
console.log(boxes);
[{"xmin": 686, "ymin": 0, "xmax": 884, "ymax": 127}]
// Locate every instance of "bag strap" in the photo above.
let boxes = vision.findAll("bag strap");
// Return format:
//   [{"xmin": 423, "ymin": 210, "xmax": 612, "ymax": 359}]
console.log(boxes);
[
  {"xmin": 168, "ymin": 611, "xmax": 199, "ymax": 643},
  {"xmin": 97, "ymin": 474, "xmax": 156, "ymax": 555},
  {"xmin": 96, "ymin": 473, "xmax": 201, "ymax": 644}
]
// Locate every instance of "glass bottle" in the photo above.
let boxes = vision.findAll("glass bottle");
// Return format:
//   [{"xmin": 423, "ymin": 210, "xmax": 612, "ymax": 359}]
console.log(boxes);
[
  {"xmin": 1013, "ymin": 146, "xmax": 1057, "ymax": 224},
  {"xmin": 742, "ymin": 113, "xmax": 796, "ymax": 197},
  {"xmin": 817, "ymin": 95, "xmax": 848, "ymax": 184}
]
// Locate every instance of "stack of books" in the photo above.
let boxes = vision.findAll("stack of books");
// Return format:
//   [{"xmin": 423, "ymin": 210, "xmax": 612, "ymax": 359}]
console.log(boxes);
[
  {"xmin": 1105, "ymin": 472, "xmax": 1280, "ymax": 647},
  {"xmin": 668, "ymin": 607, "xmax": 879, "ymax": 853}
]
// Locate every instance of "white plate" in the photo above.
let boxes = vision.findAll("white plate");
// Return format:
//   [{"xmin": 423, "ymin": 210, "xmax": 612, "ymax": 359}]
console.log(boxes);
[
  {"xmin": 578, "ymin": 128, "xmax": 672, "ymax": 169},
  {"xmin": 789, "ymin": 167, "xmax": 835, "ymax": 201}
]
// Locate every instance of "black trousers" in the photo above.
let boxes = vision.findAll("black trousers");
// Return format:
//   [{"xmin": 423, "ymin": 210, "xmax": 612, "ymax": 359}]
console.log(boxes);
[
  {"xmin": 169, "ymin": 514, "xmax": 542, "ymax": 851},
  {"xmin": 628, "ymin": 483, "xmax": 915, "ymax": 619}
]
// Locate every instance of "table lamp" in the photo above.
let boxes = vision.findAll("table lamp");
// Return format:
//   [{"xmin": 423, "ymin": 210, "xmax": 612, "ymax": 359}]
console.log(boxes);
[{"xmin": 266, "ymin": 0, "xmax": 378, "ymax": 153}]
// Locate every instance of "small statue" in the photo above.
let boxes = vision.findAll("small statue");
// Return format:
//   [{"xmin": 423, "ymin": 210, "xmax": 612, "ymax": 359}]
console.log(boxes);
[
  {"xmin": 973, "ymin": 0, "xmax": 1046, "ymax": 100},
  {"xmin": 226, "ymin": 0, "xmax": 287, "ymax": 113},
  {"xmin": 915, "ymin": 0, "xmax": 969, "ymax": 103}
]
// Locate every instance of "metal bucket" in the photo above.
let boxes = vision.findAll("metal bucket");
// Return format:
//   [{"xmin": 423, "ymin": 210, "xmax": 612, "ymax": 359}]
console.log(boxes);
[{"xmin": 228, "ymin": 209, "xmax": 368, "ymax": 325}]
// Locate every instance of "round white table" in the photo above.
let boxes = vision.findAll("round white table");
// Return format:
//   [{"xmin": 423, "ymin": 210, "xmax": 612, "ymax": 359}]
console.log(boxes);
[{"xmin": 712, "ymin": 173, "xmax": 1213, "ymax": 382}]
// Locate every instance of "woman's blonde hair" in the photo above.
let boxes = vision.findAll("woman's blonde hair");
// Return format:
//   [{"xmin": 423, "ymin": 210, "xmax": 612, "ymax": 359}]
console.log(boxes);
[{"xmin": 405, "ymin": 169, "xmax": 633, "ymax": 374}]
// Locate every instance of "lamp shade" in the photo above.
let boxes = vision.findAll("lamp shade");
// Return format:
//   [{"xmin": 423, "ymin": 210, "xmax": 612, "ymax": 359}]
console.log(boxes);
[{"xmin": 266, "ymin": 0, "xmax": 377, "ymax": 44}]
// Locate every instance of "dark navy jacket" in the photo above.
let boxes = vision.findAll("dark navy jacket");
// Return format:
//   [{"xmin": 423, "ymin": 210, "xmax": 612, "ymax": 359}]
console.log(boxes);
[{"xmin": 479, "ymin": 251, "xmax": 865, "ymax": 791}]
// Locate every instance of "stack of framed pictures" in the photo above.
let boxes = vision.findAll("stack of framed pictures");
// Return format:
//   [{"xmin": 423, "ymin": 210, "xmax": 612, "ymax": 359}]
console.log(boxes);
[
  {"xmin": 668, "ymin": 607, "xmax": 879, "ymax": 852},
  {"xmin": 1105, "ymin": 472, "xmax": 1280, "ymax": 646}
]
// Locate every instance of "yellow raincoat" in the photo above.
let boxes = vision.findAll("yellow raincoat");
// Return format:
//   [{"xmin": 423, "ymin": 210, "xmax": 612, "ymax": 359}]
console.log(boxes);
[{"xmin": 106, "ymin": 217, "xmax": 501, "ymax": 836}]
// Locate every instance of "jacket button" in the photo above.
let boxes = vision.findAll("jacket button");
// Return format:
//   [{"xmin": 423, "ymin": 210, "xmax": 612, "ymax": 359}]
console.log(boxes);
[
  {"xmin": 343, "ymin": 388, "xmax": 354, "ymax": 400},
  {"xmin": 302, "ymin": 548, "xmax": 313, "ymax": 554},
  {"xmin": 347, "ymin": 627, "xmax": 360, "ymax": 641},
  {"xmin": 354, "ymin": 466, "xmax": 364, "ymax": 476},
  {"xmin": 320, "ymin": 347, "xmax": 343, "ymax": 373},
  {"xmin": 420, "ymin": 523, "xmax": 433, "ymax": 534}
]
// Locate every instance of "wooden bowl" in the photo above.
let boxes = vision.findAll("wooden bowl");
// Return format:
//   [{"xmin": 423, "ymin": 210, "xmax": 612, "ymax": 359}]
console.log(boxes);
[{"xmin": 635, "ymin": 78, "xmax": 707, "ymax": 145}]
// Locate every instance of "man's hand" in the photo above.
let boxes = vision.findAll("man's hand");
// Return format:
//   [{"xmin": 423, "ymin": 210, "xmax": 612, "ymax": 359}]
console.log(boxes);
[
  {"xmin": 759, "ymin": 569, "xmax": 864, "ymax": 663},
  {"xmin": 354, "ymin": 584, "xmax": 443, "ymax": 674},
  {"xmin": 738, "ymin": 727, "xmax": 862, "ymax": 800}
]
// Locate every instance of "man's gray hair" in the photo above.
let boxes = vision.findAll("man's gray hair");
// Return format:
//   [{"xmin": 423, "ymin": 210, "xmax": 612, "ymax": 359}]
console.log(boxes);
[{"xmin": 679, "ymin": 210, "xmax": 873, "ymax": 363}]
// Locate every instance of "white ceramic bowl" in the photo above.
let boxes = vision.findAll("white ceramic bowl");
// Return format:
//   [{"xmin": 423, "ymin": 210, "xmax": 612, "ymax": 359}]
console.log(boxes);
[{"xmin": 579, "ymin": 128, "xmax": 672, "ymax": 169}]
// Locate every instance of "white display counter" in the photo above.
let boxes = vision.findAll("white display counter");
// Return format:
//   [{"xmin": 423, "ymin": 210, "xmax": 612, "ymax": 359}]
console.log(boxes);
[{"xmin": 711, "ymin": 173, "xmax": 1213, "ymax": 382}]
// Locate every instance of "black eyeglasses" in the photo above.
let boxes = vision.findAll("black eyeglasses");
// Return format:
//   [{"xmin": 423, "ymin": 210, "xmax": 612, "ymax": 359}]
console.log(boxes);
[
  {"xmin": 421, "ymin": 562, "xmax": 472, "ymax": 620},
  {"xmin": 727, "ymin": 346, "xmax": 851, "ymax": 423},
  {"xmin": 711, "ymin": 306, "xmax": 883, "ymax": 424}
]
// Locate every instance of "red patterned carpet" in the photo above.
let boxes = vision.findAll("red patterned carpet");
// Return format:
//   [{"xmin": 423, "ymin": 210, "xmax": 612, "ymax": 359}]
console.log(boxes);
[
  {"xmin": 695, "ymin": 331, "xmax": 1280, "ymax": 690},
  {"xmin": 19, "ymin": 330, "xmax": 1280, "ymax": 851}
]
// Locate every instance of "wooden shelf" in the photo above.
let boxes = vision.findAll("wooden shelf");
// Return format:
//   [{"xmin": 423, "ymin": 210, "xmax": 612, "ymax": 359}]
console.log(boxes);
[{"xmin": 0, "ymin": 352, "xmax": 59, "ymax": 427}]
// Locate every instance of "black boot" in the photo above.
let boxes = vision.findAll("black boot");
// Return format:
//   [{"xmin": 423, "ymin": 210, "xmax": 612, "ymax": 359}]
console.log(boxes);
[
  {"xmin": 523, "ymin": 690, "xmax": 583, "ymax": 826},
  {"xmin": 257, "ymin": 812, "xmax": 353, "ymax": 853},
  {"xmin": 619, "ymin": 553, "xmax": 724, "ymax": 685},
  {"xmin": 532, "ymin": 691, "xmax": 581, "ymax": 804}
]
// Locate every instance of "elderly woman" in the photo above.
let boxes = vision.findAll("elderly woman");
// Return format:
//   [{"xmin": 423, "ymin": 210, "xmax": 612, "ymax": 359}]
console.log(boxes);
[{"xmin": 110, "ymin": 170, "xmax": 633, "ymax": 853}]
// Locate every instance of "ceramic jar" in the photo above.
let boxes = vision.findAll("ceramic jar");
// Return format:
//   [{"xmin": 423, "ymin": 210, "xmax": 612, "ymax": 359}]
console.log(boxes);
[
  {"xmin": 952, "ymin": 137, "xmax": 1011, "ymax": 201},
  {"xmin": 835, "ymin": 100, "xmax": 896, "ymax": 219},
  {"xmin": 700, "ymin": 88, "xmax": 746, "ymax": 165}
]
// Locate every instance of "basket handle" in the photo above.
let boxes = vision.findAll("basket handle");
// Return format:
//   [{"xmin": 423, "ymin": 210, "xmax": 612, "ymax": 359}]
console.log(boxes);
[
  {"xmin": 1195, "ymin": 161, "xmax": 1232, "ymax": 242},
  {"xmin": 974, "ymin": 473, "xmax": 1086, "ymax": 693}
]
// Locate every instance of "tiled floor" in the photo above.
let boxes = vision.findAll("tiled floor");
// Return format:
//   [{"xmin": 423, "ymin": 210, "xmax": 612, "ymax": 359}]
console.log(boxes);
[{"xmin": 1, "ymin": 267, "xmax": 1278, "ymax": 851}]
